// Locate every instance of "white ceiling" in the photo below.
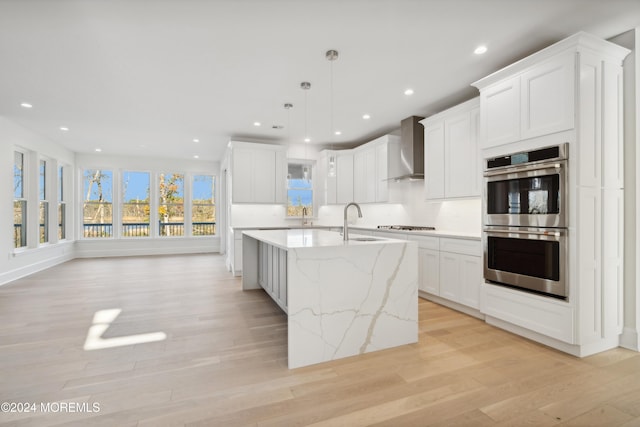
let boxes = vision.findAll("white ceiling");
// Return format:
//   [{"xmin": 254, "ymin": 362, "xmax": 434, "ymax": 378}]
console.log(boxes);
[{"xmin": 1, "ymin": 0, "xmax": 639, "ymax": 162}]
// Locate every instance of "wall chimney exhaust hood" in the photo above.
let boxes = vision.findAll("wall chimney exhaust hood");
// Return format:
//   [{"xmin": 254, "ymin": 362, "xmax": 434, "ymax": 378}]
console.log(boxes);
[{"xmin": 388, "ymin": 116, "xmax": 425, "ymax": 181}]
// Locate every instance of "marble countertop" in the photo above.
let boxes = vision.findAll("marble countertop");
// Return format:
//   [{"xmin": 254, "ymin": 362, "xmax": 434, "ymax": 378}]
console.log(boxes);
[
  {"xmin": 350, "ymin": 226, "xmax": 481, "ymax": 241},
  {"xmin": 242, "ymin": 229, "xmax": 407, "ymax": 250},
  {"xmin": 232, "ymin": 225, "xmax": 480, "ymax": 240}
]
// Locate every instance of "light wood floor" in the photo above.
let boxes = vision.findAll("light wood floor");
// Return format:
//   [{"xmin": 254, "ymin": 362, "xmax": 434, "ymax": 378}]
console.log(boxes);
[{"xmin": 1, "ymin": 254, "xmax": 639, "ymax": 426}]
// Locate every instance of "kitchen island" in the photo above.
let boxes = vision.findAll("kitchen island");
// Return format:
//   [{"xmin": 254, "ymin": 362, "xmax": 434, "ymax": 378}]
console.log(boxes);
[{"xmin": 242, "ymin": 229, "xmax": 418, "ymax": 369}]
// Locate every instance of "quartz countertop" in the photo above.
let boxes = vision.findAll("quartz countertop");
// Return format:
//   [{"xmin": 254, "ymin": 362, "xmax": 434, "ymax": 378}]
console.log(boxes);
[
  {"xmin": 232, "ymin": 225, "xmax": 480, "ymax": 240},
  {"xmin": 242, "ymin": 229, "xmax": 407, "ymax": 250}
]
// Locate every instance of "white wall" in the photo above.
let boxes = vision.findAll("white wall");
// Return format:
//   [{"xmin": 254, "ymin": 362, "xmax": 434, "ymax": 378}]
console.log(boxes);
[{"xmin": 0, "ymin": 117, "xmax": 76, "ymax": 284}]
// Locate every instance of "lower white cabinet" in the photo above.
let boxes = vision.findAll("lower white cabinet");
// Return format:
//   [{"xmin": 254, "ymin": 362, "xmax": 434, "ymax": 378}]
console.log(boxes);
[
  {"xmin": 258, "ymin": 241, "xmax": 288, "ymax": 312},
  {"xmin": 408, "ymin": 235, "xmax": 481, "ymax": 310}
]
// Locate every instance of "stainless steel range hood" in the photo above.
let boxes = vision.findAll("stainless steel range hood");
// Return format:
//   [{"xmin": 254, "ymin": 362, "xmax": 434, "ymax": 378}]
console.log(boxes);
[{"xmin": 388, "ymin": 116, "xmax": 425, "ymax": 180}]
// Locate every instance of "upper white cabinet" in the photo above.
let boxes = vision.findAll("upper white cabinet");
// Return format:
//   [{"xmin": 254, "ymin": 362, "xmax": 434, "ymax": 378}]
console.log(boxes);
[
  {"xmin": 353, "ymin": 135, "xmax": 399, "ymax": 204},
  {"xmin": 520, "ymin": 52, "xmax": 575, "ymax": 140},
  {"xmin": 480, "ymin": 77, "xmax": 520, "ymax": 148},
  {"xmin": 229, "ymin": 141, "xmax": 287, "ymax": 204},
  {"xmin": 318, "ymin": 150, "xmax": 354, "ymax": 205},
  {"xmin": 421, "ymin": 97, "xmax": 480, "ymax": 200}
]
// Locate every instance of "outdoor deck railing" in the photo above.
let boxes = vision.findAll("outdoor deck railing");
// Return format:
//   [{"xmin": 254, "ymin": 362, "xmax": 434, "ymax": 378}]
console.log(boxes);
[{"xmin": 81, "ymin": 222, "xmax": 216, "ymax": 237}]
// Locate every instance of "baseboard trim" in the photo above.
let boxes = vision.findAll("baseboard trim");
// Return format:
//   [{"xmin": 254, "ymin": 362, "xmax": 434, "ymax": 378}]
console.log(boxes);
[
  {"xmin": 0, "ymin": 252, "xmax": 75, "ymax": 287},
  {"xmin": 620, "ymin": 327, "xmax": 640, "ymax": 351},
  {"xmin": 418, "ymin": 291, "xmax": 484, "ymax": 320}
]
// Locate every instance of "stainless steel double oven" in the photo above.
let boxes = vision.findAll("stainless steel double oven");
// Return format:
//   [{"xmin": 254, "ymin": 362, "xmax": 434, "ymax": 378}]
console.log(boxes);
[{"xmin": 483, "ymin": 144, "xmax": 568, "ymax": 299}]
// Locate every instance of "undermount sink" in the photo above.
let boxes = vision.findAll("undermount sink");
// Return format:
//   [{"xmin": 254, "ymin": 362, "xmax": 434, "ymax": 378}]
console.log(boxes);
[{"xmin": 349, "ymin": 237, "xmax": 382, "ymax": 242}]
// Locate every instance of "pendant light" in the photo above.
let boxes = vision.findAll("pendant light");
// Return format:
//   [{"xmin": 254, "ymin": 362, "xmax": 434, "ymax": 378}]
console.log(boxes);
[
  {"xmin": 301, "ymin": 81, "xmax": 311, "ymax": 181},
  {"xmin": 326, "ymin": 49, "xmax": 339, "ymax": 178}
]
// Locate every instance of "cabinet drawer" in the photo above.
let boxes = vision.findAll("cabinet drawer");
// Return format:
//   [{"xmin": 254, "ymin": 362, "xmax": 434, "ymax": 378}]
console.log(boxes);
[
  {"xmin": 407, "ymin": 235, "xmax": 439, "ymax": 250},
  {"xmin": 439, "ymin": 238, "xmax": 481, "ymax": 256}
]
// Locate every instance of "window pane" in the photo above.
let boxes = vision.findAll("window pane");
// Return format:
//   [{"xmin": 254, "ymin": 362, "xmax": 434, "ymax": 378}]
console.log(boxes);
[
  {"xmin": 192, "ymin": 175, "xmax": 215, "ymax": 236},
  {"xmin": 14, "ymin": 200, "xmax": 26, "ymax": 248},
  {"xmin": 287, "ymin": 189, "xmax": 313, "ymax": 217},
  {"xmin": 39, "ymin": 201, "xmax": 48, "ymax": 244},
  {"xmin": 83, "ymin": 169, "xmax": 113, "ymax": 238},
  {"xmin": 159, "ymin": 173, "xmax": 184, "ymax": 236},
  {"xmin": 14, "ymin": 151, "xmax": 23, "ymax": 199},
  {"xmin": 287, "ymin": 162, "xmax": 313, "ymax": 217},
  {"xmin": 58, "ymin": 203, "xmax": 65, "ymax": 240},
  {"xmin": 39, "ymin": 160, "xmax": 46, "ymax": 201},
  {"xmin": 122, "ymin": 171, "xmax": 150, "ymax": 238},
  {"xmin": 58, "ymin": 165, "xmax": 64, "ymax": 202}
]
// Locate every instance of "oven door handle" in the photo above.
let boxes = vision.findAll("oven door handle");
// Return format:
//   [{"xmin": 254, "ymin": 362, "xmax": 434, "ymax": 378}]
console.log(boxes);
[
  {"xmin": 483, "ymin": 162, "xmax": 563, "ymax": 177},
  {"xmin": 484, "ymin": 228, "xmax": 563, "ymax": 237}
]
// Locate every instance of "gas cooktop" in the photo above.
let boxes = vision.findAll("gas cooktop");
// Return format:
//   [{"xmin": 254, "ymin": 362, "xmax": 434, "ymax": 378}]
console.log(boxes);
[{"xmin": 377, "ymin": 225, "xmax": 436, "ymax": 231}]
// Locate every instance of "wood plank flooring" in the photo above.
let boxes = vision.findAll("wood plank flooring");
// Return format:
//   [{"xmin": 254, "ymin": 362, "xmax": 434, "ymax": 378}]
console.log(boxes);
[{"xmin": 0, "ymin": 254, "xmax": 639, "ymax": 426}]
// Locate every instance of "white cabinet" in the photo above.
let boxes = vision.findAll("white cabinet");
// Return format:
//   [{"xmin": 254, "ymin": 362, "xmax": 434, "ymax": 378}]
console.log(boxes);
[
  {"xmin": 439, "ymin": 238, "xmax": 482, "ymax": 310},
  {"xmin": 475, "ymin": 47, "xmax": 576, "ymax": 149},
  {"xmin": 230, "ymin": 141, "xmax": 286, "ymax": 204},
  {"xmin": 520, "ymin": 53, "xmax": 575, "ymax": 140},
  {"xmin": 480, "ymin": 76, "xmax": 520, "ymax": 148},
  {"xmin": 228, "ymin": 228, "xmax": 243, "ymax": 276},
  {"xmin": 422, "ymin": 98, "xmax": 480, "ymax": 200},
  {"xmin": 407, "ymin": 235, "xmax": 440, "ymax": 295},
  {"xmin": 407, "ymin": 234, "xmax": 481, "ymax": 310},
  {"xmin": 354, "ymin": 146, "xmax": 377, "ymax": 203},
  {"xmin": 353, "ymin": 135, "xmax": 399, "ymax": 204},
  {"xmin": 319, "ymin": 150, "xmax": 354, "ymax": 205},
  {"xmin": 258, "ymin": 241, "xmax": 288, "ymax": 312}
]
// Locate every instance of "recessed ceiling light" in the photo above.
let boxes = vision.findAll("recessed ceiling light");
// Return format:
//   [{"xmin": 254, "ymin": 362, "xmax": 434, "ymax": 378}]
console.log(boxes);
[
  {"xmin": 193, "ymin": 155, "xmax": 199, "ymax": 159},
  {"xmin": 335, "ymin": 130, "xmax": 342, "ymax": 136},
  {"xmin": 404, "ymin": 89, "xmax": 414, "ymax": 96},
  {"xmin": 20, "ymin": 102, "xmax": 33, "ymax": 108},
  {"xmin": 474, "ymin": 45, "xmax": 488, "ymax": 55},
  {"xmin": 254, "ymin": 122, "xmax": 261, "ymax": 127},
  {"xmin": 304, "ymin": 137, "xmax": 311, "ymax": 143},
  {"xmin": 95, "ymin": 148, "xmax": 102, "ymax": 152},
  {"xmin": 59, "ymin": 126, "xmax": 69, "ymax": 131},
  {"xmin": 193, "ymin": 138, "xmax": 199, "ymax": 143},
  {"xmin": 362, "ymin": 114, "xmax": 371, "ymax": 120}
]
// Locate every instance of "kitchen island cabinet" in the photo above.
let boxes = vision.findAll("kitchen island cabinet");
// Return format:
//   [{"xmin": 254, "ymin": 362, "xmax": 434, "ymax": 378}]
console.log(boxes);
[{"xmin": 242, "ymin": 229, "xmax": 418, "ymax": 369}]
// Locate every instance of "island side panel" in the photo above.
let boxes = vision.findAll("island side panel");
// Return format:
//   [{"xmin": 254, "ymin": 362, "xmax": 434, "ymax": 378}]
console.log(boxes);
[
  {"xmin": 242, "ymin": 233, "xmax": 260, "ymax": 290},
  {"xmin": 287, "ymin": 241, "xmax": 418, "ymax": 369}
]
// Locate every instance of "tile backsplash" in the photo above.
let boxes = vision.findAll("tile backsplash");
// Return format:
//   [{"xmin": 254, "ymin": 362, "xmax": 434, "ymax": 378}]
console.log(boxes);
[{"xmin": 230, "ymin": 180, "xmax": 481, "ymax": 235}]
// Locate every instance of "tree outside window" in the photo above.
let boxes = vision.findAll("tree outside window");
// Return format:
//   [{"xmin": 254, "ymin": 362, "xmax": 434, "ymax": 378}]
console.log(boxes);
[
  {"xmin": 83, "ymin": 169, "xmax": 113, "ymax": 238},
  {"xmin": 159, "ymin": 173, "xmax": 184, "ymax": 236},
  {"xmin": 122, "ymin": 171, "xmax": 150, "ymax": 237},
  {"xmin": 192, "ymin": 175, "xmax": 216, "ymax": 236},
  {"xmin": 39, "ymin": 159, "xmax": 48, "ymax": 244},
  {"xmin": 58, "ymin": 165, "xmax": 66, "ymax": 240},
  {"xmin": 13, "ymin": 151, "xmax": 26, "ymax": 248}
]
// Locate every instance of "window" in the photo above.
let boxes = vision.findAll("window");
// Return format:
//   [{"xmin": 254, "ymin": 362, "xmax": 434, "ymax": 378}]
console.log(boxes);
[
  {"xmin": 58, "ymin": 165, "xmax": 66, "ymax": 240},
  {"xmin": 158, "ymin": 173, "xmax": 184, "ymax": 236},
  {"xmin": 287, "ymin": 162, "xmax": 313, "ymax": 217},
  {"xmin": 39, "ymin": 159, "xmax": 48, "ymax": 244},
  {"xmin": 13, "ymin": 151, "xmax": 26, "ymax": 248},
  {"xmin": 122, "ymin": 171, "xmax": 150, "ymax": 237},
  {"xmin": 83, "ymin": 169, "xmax": 113, "ymax": 238},
  {"xmin": 192, "ymin": 175, "xmax": 216, "ymax": 236}
]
